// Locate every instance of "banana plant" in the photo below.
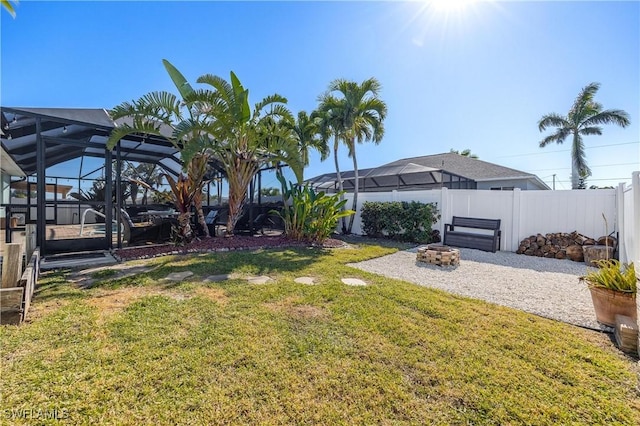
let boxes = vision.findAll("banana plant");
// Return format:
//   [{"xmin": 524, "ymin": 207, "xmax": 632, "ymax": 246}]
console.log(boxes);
[{"xmin": 275, "ymin": 172, "xmax": 353, "ymax": 243}]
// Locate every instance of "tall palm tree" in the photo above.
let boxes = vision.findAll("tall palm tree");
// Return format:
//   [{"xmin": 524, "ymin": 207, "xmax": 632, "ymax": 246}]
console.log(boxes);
[
  {"xmin": 538, "ymin": 82, "xmax": 630, "ymax": 189},
  {"xmin": 316, "ymin": 106, "xmax": 348, "ymax": 233},
  {"xmin": 319, "ymin": 78, "xmax": 387, "ymax": 233}
]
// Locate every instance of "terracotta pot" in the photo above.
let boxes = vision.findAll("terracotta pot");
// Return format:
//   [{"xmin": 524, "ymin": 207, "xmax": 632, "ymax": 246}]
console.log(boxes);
[{"xmin": 588, "ymin": 286, "xmax": 637, "ymax": 327}]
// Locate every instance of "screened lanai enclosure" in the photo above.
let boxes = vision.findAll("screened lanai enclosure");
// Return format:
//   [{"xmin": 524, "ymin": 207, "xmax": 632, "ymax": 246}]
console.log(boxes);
[
  {"xmin": 305, "ymin": 162, "xmax": 477, "ymax": 193},
  {"xmin": 0, "ymin": 107, "xmax": 251, "ymax": 256}
]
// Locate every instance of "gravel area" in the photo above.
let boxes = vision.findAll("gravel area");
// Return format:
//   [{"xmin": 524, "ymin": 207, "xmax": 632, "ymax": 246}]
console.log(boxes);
[{"xmin": 349, "ymin": 247, "xmax": 612, "ymax": 332}]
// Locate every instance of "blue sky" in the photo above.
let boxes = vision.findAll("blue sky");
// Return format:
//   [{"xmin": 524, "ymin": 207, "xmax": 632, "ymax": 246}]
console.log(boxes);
[{"xmin": 1, "ymin": 0, "xmax": 638, "ymax": 192}]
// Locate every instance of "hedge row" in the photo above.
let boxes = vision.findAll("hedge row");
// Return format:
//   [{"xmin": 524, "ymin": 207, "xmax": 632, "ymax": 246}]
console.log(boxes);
[{"xmin": 360, "ymin": 201, "xmax": 440, "ymax": 243}]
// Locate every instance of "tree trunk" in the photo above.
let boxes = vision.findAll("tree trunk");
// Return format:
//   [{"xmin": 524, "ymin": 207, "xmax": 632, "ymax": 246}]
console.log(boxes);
[
  {"xmin": 347, "ymin": 139, "xmax": 357, "ymax": 234},
  {"xmin": 176, "ymin": 211, "xmax": 193, "ymax": 243},
  {"xmin": 571, "ymin": 132, "xmax": 580, "ymax": 189},
  {"xmin": 225, "ymin": 155, "xmax": 258, "ymax": 236},
  {"xmin": 333, "ymin": 136, "xmax": 347, "ymax": 234},
  {"xmin": 192, "ymin": 190, "xmax": 209, "ymax": 238}
]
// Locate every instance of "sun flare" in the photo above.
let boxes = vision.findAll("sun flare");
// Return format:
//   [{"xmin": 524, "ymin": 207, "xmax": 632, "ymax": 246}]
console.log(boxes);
[{"xmin": 429, "ymin": 0, "xmax": 477, "ymax": 13}]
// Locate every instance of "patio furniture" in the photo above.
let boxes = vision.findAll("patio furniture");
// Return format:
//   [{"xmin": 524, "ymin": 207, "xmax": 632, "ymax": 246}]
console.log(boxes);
[
  {"xmin": 120, "ymin": 209, "xmax": 176, "ymax": 245},
  {"xmin": 444, "ymin": 216, "xmax": 501, "ymax": 253}
]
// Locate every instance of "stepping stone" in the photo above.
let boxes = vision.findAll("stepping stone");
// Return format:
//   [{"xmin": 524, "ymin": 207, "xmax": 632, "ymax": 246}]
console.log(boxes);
[
  {"xmin": 204, "ymin": 274, "xmax": 231, "ymax": 282},
  {"xmin": 247, "ymin": 275, "xmax": 273, "ymax": 285},
  {"xmin": 341, "ymin": 278, "xmax": 367, "ymax": 286},
  {"xmin": 294, "ymin": 277, "xmax": 316, "ymax": 285},
  {"xmin": 164, "ymin": 271, "xmax": 194, "ymax": 282}
]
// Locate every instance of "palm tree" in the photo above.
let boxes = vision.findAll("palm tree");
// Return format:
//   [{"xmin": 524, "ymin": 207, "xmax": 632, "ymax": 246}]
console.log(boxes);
[
  {"xmin": 450, "ymin": 148, "xmax": 479, "ymax": 159},
  {"xmin": 288, "ymin": 111, "xmax": 329, "ymax": 177},
  {"xmin": 319, "ymin": 78, "xmax": 387, "ymax": 233},
  {"xmin": 316, "ymin": 106, "xmax": 348, "ymax": 233},
  {"xmin": 177, "ymin": 71, "xmax": 303, "ymax": 235},
  {"xmin": 538, "ymin": 82, "xmax": 630, "ymax": 189}
]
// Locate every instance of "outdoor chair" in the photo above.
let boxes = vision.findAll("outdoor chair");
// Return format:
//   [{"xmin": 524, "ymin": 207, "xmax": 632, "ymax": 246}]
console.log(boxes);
[{"xmin": 233, "ymin": 212, "xmax": 269, "ymax": 235}]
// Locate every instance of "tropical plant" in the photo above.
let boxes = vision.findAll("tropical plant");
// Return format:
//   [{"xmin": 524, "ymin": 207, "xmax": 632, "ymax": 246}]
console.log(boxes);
[
  {"xmin": 538, "ymin": 82, "xmax": 630, "ymax": 189},
  {"xmin": 582, "ymin": 260, "xmax": 637, "ymax": 294},
  {"xmin": 449, "ymin": 148, "xmax": 479, "ymax": 159},
  {"xmin": 186, "ymin": 73, "xmax": 303, "ymax": 235},
  {"xmin": 107, "ymin": 60, "xmax": 210, "ymax": 238},
  {"xmin": 163, "ymin": 173, "xmax": 195, "ymax": 244},
  {"xmin": 275, "ymin": 173, "xmax": 353, "ymax": 243},
  {"xmin": 287, "ymin": 110, "xmax": 329, "ymax": 177},
  {"xmin": 316, "ymin": 107, "xmax": 348, "ymax": 233},
  {"xmin": 319, "ymin": 78, "xmax": 387, "ymax": 234},
  {"xmin": 2, "ymin": 0, "xmax": 17, "ymax": 18}
]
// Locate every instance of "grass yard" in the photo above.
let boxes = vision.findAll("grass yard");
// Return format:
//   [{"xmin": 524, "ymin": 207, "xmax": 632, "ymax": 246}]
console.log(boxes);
[{"xmin": 1, "ymin": 242, "xmax": 639, "ymax": 425}]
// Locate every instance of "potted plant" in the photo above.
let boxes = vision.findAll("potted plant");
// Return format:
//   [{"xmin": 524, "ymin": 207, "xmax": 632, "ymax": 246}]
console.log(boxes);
[{"xmin": 581, "ymin": 260, "xmax": 637, "ymax": 327}]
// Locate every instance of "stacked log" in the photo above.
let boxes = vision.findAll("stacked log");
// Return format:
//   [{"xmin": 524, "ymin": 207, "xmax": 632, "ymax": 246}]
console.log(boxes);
[{"xmin": 516, "ymin": 232, "xmax": 616, "ymax": 262}]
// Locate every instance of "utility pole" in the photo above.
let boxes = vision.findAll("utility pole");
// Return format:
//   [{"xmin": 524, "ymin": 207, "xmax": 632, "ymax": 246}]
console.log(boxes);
[{"xmin": 552, "ymin": 174, "xmax": 556, "ymax": 190}]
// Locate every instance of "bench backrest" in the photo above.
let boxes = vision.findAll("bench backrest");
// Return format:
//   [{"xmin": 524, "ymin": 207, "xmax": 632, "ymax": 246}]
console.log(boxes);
[{"xmin": 451, "ymin": 216, "xmax": 501, "ymax": 230}]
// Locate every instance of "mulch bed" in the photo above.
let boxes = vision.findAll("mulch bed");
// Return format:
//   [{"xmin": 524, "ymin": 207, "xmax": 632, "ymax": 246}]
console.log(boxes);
[{"xmin": 113, "ymin": 236, "xmax": 346, "ymax": 261}]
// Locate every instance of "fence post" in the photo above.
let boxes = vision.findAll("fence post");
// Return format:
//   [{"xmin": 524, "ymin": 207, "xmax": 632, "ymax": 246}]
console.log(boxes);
[
  {"xmin": 616, "ymin": 183, "xmax": 627, "ymax": 263},
  {"xmin": 633, "ymin": 172, "xmax": 640, "ymax": 268},
  {"xmin": 511, "ymin": 188, "xmax": 522, "ymax": 252},
  {"xmin": 25, "ymin": 224, "xmax": 36, "ymax": 261},
  {"xmin": 439, "ymin": 187, "xmax": 449, "ymax": 237},
  {"xmin": 2, "ymin": 243, "xmax": 22, "ymax": 288}
]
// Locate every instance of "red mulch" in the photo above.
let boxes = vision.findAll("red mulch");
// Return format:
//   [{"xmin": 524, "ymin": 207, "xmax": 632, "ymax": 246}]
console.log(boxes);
[{"xmin": 113, "ymin": 236, "xmax": 346, "ymax": 261}]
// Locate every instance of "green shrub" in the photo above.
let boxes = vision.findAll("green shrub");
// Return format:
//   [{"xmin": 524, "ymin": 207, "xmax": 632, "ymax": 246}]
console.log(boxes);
[
  {"xmin": 361, "ymin": 201, "xmax": 440, "ymax": 243},
  {"xmin": 275, "ymin": 174, "xmax": 354, "ymax": 243}
]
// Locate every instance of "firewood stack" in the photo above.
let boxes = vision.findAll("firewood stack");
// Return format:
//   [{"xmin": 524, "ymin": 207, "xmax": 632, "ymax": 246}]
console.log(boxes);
[{"xmin": 516, "ymin": 232, "xmax": 616, "ymax": 262}]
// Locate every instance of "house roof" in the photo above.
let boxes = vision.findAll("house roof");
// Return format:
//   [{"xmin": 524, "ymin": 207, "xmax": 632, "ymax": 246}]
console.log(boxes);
[
  {"xmin": 385, "ymin": 153, "xmax": 532, "ymax": 181},
  {"xmin": 305, "ymin": 153, "xmax": 550, "ymax": 191},
  {"xmin": 384, "ymin": 153, "xmax": 550, "ymax": 189}
]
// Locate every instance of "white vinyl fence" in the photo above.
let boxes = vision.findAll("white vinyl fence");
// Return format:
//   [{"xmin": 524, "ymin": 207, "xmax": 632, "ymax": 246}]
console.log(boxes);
[
  {"xmin": 342, "ymin": 185, "xmax": 633, "ymax": 253},
  {"xmin": 617, "ymin": 172, "xmax": 639, "ymax": 265}
]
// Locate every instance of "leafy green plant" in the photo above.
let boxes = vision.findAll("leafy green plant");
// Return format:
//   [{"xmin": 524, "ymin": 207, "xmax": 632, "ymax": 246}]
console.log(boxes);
[
  {"xmin": 361, "ymin": 201, "xmax": 440, "ymax": 243},
  {"xmin": 582, "ymin": 260, "xmax": 637, "ymax": 294},
  {"xmin": 275, "ymin": 173, "xmax": 354, "ymax": 243}
]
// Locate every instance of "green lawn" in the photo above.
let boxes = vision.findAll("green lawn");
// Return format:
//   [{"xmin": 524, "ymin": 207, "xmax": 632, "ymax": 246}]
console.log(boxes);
[{"xmin": 1, "ymin": 243, "xmax": 639, "ymax": 425}]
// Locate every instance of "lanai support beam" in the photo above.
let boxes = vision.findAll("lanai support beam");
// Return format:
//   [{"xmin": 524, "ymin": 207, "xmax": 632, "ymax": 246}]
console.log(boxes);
[{"xmin": 36, "ymin": 118, "xmax": 46, "ymax": 252}]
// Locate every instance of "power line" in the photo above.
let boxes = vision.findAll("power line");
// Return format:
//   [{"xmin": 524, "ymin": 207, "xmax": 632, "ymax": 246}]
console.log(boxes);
[
  {"xmin": 527, "ymin": 162, "xmax": 639, "ymax": 172},
  {"xmin": 544, "ymin": 177, "xmax": 632, "ymax": 183},
  {"xmin": 496, "ymin": 141, "xmax": 639, "ymax": 158}
]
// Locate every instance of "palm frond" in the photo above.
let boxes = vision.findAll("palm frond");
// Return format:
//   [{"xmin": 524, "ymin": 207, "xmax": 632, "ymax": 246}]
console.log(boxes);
[
  {"xmin": 162, "ymin": 59, "xmax": 194, "ymax": 99},
  {"xmin": 538, "ymin": 128, "xmax": 570, "ymax": 147},
  {"xmin": 581, "ymin": 109, "xmax": 631, "ymax": 128},
  {"xmin": 579, "ymin": 126, "xmax": 602, "ymax": 136},
  {"xmin": 106, "ymin": 122, "xmax": 165, "ymax": 150},
  {"xmin": 538, "ymin": 113, "xmax": 568, "ymax": 132},
  {"xmin": 2, "ymin": 0, "xmax": 17, "ymax": 18}
]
